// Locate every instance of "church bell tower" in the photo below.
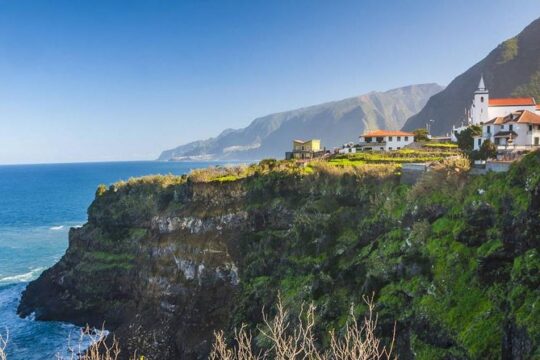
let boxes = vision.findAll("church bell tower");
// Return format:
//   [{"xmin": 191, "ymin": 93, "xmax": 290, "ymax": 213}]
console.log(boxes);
[{"xmin": 470, "ymin": 75, "xmax": 489, "ymax": 125}]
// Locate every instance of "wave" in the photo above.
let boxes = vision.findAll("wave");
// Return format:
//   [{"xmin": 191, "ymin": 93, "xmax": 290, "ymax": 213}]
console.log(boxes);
[
  {"xmin": 0, "ymin": 267, "xmax": 45, "ymax": 283},
  {"xmin": 49, "ymin": 225, "xmax": 64, "ymax": 230}
]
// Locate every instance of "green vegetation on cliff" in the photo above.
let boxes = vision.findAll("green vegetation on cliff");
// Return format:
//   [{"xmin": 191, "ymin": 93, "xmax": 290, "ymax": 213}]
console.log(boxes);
[
  {"xmin": 228, "ymin": 154, "xmax": 539, "ymax": 359},
  {"xmin": 19, "ymin": 152, "xmax": 540, "ymax": 359}
]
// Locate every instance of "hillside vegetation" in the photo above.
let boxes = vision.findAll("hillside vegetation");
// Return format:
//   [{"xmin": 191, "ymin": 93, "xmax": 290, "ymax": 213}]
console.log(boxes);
[{"xmin": 18, "ymin": 152, "xmax": 540, "ymax": 359}]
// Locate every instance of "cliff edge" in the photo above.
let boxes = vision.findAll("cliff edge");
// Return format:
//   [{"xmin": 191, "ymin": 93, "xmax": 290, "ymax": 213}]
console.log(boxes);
[{"xmin": 19, "ymin": 157, "xmax": 540, "ymax": 359}]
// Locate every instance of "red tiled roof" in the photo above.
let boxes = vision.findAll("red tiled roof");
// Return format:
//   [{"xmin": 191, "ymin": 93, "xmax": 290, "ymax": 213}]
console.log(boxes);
[
  {"xmin": 484, "ymin": 110, "xmax": 540, "ymax": 125},
  {"xmin": 360, "ymin": 130, "xmax": 414, "ymax": 137},
  {"xmin": 488, "ymin": 97, "xmax": 536, "ymax": 107}
]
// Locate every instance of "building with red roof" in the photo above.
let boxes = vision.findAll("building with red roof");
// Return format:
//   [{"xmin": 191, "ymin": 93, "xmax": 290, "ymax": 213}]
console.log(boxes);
[
  {"xmin": 358, "ymin": 130, "xmax": 415, "ymax": 151},
  {"xmin": 473, "ymin": 110, "xmax": 540, "ymax": 151},
  {"xmin": 452, "ymin": 76, "xmax": 538, "ymax": 144}
]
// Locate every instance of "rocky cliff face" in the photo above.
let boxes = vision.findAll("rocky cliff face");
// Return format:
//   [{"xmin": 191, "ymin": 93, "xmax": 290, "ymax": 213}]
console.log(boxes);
[
  {"xmin": 18, "ymin": 179, "xmax": 251, "ymax": 359},
  {"xmin": 19, "ymin": 156, "xmax": 540, "ymax": 359}
]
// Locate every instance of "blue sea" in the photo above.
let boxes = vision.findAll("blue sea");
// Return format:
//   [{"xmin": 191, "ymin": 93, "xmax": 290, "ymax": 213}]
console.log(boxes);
[{"xmin": 0, "ymin": 161, "xmax": 230, "ymax": 359}]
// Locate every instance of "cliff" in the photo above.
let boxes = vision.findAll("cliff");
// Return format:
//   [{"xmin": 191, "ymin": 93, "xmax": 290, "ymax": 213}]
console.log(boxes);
[
  {"xmin": 158, "ymin": 83, "xmax": 443, "ymax": 161},
  {"xmin": 403, "ymin": 17, "xmax": 540, "ymax": 135},
  {"xmin": 19, "ymin": 156, "xmax": 540, "ymax": 359}
]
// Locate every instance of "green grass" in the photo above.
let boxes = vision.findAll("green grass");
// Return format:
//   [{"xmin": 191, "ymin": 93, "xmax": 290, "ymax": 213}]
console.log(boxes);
[
  {"xmin": 422, "ymin": 142, "xmax": 458, "ymax": 149},
  {"xmin": 327, "ymin": 149, "xmax": 460, "ymax": 166}
]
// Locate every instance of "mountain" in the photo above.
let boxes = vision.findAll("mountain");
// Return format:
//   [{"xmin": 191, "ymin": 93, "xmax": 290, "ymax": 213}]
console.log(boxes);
[
  {"xmin": 158, "ymin": 83, "xmax": 443, "ymax": 161},
  {"xmin": 403, "ymin": 17, "xmax": 540, "ymax": 135}
]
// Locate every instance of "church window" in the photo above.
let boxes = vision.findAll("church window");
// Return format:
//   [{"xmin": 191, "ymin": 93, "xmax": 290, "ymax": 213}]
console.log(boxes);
[
  {"xmin": 509, "ymin": 124, "xmax": 513, "ymax": 132},
  {"xmin": 481, "ymin": 97, "xmax": 484, "ymax": 103},
  {"xmin": 529, "ymin": 125, "xmax": 533, "ymax": 131}
]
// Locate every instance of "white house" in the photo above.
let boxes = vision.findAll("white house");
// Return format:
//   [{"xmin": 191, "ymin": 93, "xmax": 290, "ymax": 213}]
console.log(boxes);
[
  {"xmin": 473, "ymin": 110, "xmax": 540, "ymax": 151},
  {"xmin": 452, "ymin": 75, "xmax": 539, "ymax": 141},
  {"xmin": 338, "ymin": 142, "xmax": 357, "ymax": 154},
  {"xmin": 358, "ymin": 130, "xmax": 415, "ymax": 151}
]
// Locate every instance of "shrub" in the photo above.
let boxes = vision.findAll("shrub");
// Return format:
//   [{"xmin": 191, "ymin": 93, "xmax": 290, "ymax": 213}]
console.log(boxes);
[
  {"xmin": 456, "ymin": 125, "xmax": 482, "ymax": 152},
  {"xmin": 479, "ymin": 140, "xmax": 497, "ymax": 160},
  {"xmin": 210, "ymin": 295, "xmax": 396, "ymax": 360},
  {"xmin": 96, "ymin": 184, "xmax": 108, "ymax": 197},
  {"xmin": 413, "ymin": 128, "xmax": 430, "ymax": 142},
  {"xmin": 0, "ymin": 326, "xmax": 141, "ymax": 360}
]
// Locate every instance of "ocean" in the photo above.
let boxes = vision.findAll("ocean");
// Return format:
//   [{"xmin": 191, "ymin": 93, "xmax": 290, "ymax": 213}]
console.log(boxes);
[{"xmin": 0, "ymin": 161, "xmax": 231, "ymax": 359}]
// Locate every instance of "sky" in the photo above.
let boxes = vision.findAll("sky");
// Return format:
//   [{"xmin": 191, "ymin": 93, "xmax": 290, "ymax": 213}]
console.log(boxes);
[{"xmin": 1, "ymin": 0, "xmax": 540, "ymax": 164}]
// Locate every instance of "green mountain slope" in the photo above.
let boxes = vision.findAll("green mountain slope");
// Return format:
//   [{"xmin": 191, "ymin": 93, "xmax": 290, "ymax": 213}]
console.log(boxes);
[
  {"xmin": 403, "ymin": 17, "xmax": 540, "ymax": 135},
  {"xmin": 158, "ymin": 83, "xmax": 443, "ymax": 161}
]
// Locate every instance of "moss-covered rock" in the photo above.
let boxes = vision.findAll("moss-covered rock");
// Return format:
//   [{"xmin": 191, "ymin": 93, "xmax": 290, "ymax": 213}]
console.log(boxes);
[{"xmin": 18, "ymin": 153, "xmax": 540, "ymax": 359}]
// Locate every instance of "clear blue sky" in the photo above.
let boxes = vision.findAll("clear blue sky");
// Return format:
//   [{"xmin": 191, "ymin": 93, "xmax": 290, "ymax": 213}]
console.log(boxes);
[{"xmin": 1, "ymin": 0, "xmax": 539, "ymax": 164}]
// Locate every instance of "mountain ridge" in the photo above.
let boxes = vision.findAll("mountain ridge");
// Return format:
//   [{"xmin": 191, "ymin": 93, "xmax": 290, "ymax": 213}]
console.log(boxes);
[{"xmin": 158, "ymin": 83, "xmax": 443, "ymax": 161}]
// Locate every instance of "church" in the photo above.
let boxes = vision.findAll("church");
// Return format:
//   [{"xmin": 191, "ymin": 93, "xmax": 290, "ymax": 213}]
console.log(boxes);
[{"xmin": 452, "ymin": 76, "xmax": 540, "ymax": 151}]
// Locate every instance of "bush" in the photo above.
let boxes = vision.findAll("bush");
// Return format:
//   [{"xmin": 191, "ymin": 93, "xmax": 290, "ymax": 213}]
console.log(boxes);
[
  {"xmin": 210, "ymin": 295, "xmax": 396, "ymax": 360},
  {"xmin": 413, "ymin": 128, "xmax": 430, "ymax": 142},
  {"xmin": 456, "ymin": 125, "xmax": 482, "ymax": 152}
]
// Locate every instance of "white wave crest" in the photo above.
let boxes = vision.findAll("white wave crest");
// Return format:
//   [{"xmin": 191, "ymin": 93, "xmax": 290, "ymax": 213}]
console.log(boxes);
[
  {"xmin": 49, "ymin": 225, "xmax": 64, "ymax": 230},
  {"xmin": 0, "ymin": 267, "xmax": 45, "ymax": 283}
]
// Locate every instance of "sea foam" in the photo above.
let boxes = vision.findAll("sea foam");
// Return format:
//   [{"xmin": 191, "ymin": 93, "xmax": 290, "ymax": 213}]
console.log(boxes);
[{"xmin": 0, "ymin": 267, "xmax": 45, "ymax": 283}]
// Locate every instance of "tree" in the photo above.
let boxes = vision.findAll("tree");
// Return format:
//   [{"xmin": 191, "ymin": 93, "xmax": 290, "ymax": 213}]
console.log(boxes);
[
  {"xmin": 478, "ymin": 140, "xmax": 497, "ymax": 160},
  {"xmin": 413, "ymin": 128, "xmax": 430, "ymax": 142},
  {"xmin": 455, "ymin": 125, "xmax": 482, "ymax": 152}
]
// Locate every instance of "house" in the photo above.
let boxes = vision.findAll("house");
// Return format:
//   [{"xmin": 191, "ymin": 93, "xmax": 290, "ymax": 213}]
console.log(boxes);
[
  {"xmin": 358, "ymin": 130, "xmax": 415, "ymax": 151},
  {"xmin": 473, "ymin": 110, "xmax": 540, "ymax": 151},
  {"xmin": 452, "ymin": 75, "xmax": 539, "ymax": 141},
  {"xmin": 338, "ymin": 142, "xmax": 357, "ymax": 154},
  {"xmin": 285, "ymin": 139, "xmax": 325, "ymax": 160}
]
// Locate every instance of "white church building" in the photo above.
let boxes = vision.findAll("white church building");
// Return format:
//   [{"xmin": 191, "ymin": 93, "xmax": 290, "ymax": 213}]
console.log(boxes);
[{"xmin": 452, "ymin": 76, "xmax": 540, "ymax": 151}]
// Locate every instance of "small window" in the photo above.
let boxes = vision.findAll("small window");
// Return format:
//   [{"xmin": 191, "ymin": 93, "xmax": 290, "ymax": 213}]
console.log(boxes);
[
  {"xmin": 481, "ymin": 96, "xmax": 484, "ymax": 103},
  {"xmin": 487, "ymin": 126, "xmax": 491, "ymax": 134},
  {"xmin": 397, "ymin": 136, "xmax": 401, "ymax": 141},
  {"xmin": 380, "ymin": 147, "xmax": 384, "ymax": 151},
  {"xmin": 389, "ymin": 147, "xmax": 393, "ymax": 150},
  {"xmin": 509, "ymin": 124, "xmax": 513, "ymax": 131},
  {"xmin": 397, "ymin": 147, "xmax": 401, "ymax": 150},
  {"xmin": 501, "ymin": 125, "xmax": 504, "ymax": 130},
  {"xmin": 404, "ymin": 136, "xmax": 408, "ymax": 141},
  {"xmin": 478, "ymin": 139, "xmax": 481, "ymax": 146},
  {"xmin": 535, "ymin": 137, "xmax": 539, "ymax": 146},
  {"xmin": 529, "ymin": 125, "xmax": 533, "ymax": 131},
  {"xmin": 388, "ymin": 136, "xmax": 393, "ymax": 141}
]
